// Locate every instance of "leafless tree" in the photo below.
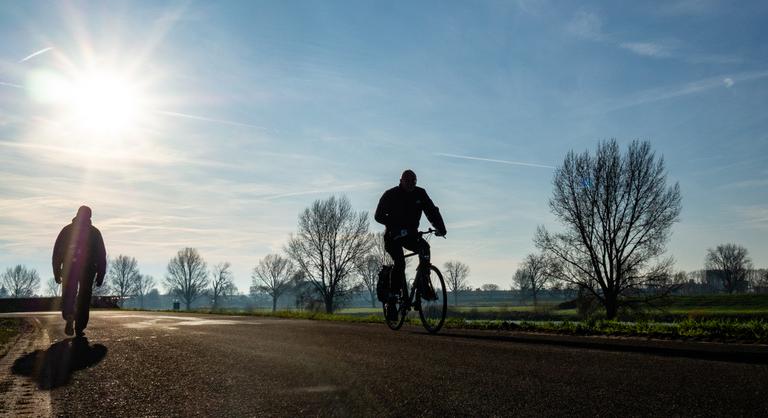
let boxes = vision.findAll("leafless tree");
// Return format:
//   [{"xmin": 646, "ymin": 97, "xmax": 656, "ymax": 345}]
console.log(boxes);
[
  {"xmin": 1, "ymin": 265, "xmax": 40, "ymax": 297},
  {"xmin": 705, "ymin": 244, "xmax": 752, "ymax": 294},
  {"xmin": 535, "ymin": 140, "xmax": 682, "ymax": 319},
  {"xmin": 210, "ymin": 262, "xmax": 237, "ymax": 310},
  {"xmin": 354, "ymin": 233, "xmax": 394, "ymax": 307},
  {"xmin": 444, "ymin": 260, "xmax": 470, "ymax": 306},
  {"xmin": 108, "ymin": 255, "xmax": 140, "ymax": 307},
  {"xmin": 286, "ymin": 195, "xmax": 374, "ymax": 313},
  {"xmin": 252, "ymin": 255, "xmax": 294, "ymax": 312},
  {"xmin": 45, "ymin": 277, "xmax": 61, "ymax": 297},
  {"xmin": 165, "ymin": 247, "xmax": 209, "ymax": 310},
  {"xmin": 135, "ymin": 274, "xmax": 157, "ymax": 309},
  {"xmin": 515, "ymin": 253, "xmax": 552, "ymax": 306},
  {"xmin": 0, "ymin": 285, "xmax": 7, "ymax": 298}
]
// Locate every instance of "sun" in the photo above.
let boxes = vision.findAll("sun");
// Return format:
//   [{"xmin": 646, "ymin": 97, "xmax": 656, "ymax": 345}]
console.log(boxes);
[
  {"xmin": 29, "ymin": 66, "xmax": 150, "ymax": 139},
  {"xmin": 67, "ymin": 70, "xmax": 144, "ymax": 134}
]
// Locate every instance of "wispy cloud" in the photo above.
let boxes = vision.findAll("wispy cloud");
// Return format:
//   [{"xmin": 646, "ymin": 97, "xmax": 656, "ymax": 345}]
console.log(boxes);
[
  {"xmin": 436, "ymin": 153, "xmax": 554, "ymax": 169},
  {"xmin": 0, "ymin": 81, "xmax": 24, "ymax": 89},
  {"xmin": 567, "ymin": 10, "xmax": 605, "ymax": 41},
  {"xmin": 156, "ymin": 110, "xmax": 271, "ymax": 131},
  {"xmin": 619, "ymin": 42, "xmax": 672, "ymax": 58},
  {"xmin": 600, "ymin": 69, "xmax": 768, "ymax": 112},
  {"xmin": 18, "ymin": 47, "xmax": 54, "ymax": 63}
]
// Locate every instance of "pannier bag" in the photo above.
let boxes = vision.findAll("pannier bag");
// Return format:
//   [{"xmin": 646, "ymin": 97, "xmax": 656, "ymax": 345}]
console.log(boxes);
[{"xmin": 376, "ymin": 265, "xmax": 394, "ymax": 302}]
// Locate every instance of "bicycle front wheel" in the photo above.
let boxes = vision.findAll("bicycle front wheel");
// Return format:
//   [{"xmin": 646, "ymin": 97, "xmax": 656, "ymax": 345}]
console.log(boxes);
[{"xmin": 417, "ymin": 265, "xmax": 447, "ymax": 333}]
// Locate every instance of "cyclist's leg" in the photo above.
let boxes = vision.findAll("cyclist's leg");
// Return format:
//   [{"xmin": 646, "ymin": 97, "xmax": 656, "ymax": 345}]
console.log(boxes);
[
  {"xmin": 403, "ymin": 237, "xmax": 430, "ymax": 274},
  {"xmin": 384, "ymin": 238, "xmax": 407, "ymax": 301}
]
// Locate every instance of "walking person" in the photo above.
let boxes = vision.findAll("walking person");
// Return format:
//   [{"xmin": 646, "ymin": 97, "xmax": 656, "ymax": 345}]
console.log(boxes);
[{"xmin": 52, "ymin": 206, "xmax": 107, "ymax": 337}]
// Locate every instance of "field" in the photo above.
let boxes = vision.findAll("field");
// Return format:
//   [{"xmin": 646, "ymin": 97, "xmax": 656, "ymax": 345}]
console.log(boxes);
[{"xmin": 338, "ymin": 294, "xmax": 768, "ymax": 321}]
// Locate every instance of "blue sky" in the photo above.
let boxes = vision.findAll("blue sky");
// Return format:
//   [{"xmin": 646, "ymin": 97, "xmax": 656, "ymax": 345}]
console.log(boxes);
[{"xmin": 1, "ymin": 0, "xmax": 767, "ymax": 292}]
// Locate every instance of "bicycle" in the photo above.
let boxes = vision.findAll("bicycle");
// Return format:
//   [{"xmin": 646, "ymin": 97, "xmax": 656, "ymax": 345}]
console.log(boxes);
[{"xmin": 382, "ymin": 229, "xmax": 447, "ymax": 334}]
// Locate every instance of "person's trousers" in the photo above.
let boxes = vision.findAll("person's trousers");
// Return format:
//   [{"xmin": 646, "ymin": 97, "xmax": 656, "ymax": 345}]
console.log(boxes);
[
  {"xmin": 61, "ymin": 274, "xmax": 94, "ymax": 332},
  {"xmin": 384, "ymin": 234, "xmax": 431, "ymax": 297}
]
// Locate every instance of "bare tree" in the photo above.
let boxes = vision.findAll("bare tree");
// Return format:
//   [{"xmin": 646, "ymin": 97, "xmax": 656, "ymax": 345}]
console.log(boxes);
[
  {"xmin": 535, "ymin": 140, "xmax": 681, "ymax": 319},
  {"xmin": 705, "ymin": 244, "xmax": 752, "ymax": 294},
  {"xmin": 286, "ymin": 195, "xmax": 374, "ymax": 313},
  {"xmin": 444, "ymin": 260, "xmax": 470, "ymax": 306},
  {"xmin": 251, "ymin": 255, "xmax": 294, "ymax": 312},
  {"xmin": 0, "ymin": 285, "xmax": 8, "ymax": 298},
  {"xmin": 515, "ymin": 253, "xmax": 552, "ymax": 306},
  {"xmin": 135, "ymin": 274, "xmax": 157, "ymax": 309},
  {"xmin": 165, "ymin": 247, "xmax": 209, "ymax": 310},
  {"xmin": 209, "ymin": 262, "xmax": 237, "ymax": 310},
  {"xmin": 108, "ymin": 255, "xmax": 141, "ymax": 307},
  {"xmin": 1, "ymin": 265, "xmax": 40, "ymax": 297},
  {"xmin": 356, "ymin": 255, "xmax": 381, "ymax": 307},
  {"xmin": 45, "ymin": 277, "xmax": 62, "ymax": 297}
]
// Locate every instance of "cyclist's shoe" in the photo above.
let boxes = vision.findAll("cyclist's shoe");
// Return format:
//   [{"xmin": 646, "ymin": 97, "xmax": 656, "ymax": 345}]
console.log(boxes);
[
  {"xmin": 385, "ymin": 302, "xmax": 399, "ymax": 321},
  {"xmin": 422, "ymin": 284, "xmax": 438, "ymax": 301}
]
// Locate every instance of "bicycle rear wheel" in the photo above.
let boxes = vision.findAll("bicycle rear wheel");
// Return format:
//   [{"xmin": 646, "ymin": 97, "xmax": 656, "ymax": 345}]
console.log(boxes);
[{"xmin": 417, "ymin": 265, "xmax": 447, "ymax": 333}]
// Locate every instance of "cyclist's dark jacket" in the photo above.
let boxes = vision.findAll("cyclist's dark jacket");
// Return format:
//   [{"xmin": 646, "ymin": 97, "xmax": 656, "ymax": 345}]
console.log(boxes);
[
  {"xmin": 52, "ymin": 218, "xmax": 107, "ymax": 285},
  {"xmin": 375, "ymin": 186, "xmax": 446, "ymax": 238}
]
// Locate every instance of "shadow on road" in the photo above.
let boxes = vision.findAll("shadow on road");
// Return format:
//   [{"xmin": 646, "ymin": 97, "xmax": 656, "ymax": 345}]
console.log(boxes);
[
  {"xmin": 435, "ymin": 331, "xmax": 768, "ymax": 365},
  {"xmin": 11, "ymin": 337, "xmax": 108, "ymax": 389}
]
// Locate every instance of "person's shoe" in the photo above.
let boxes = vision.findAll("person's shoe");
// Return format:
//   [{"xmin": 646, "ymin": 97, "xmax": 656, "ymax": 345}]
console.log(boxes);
[
  {"xmin": 75, "ymin": 329, "xmax": 85, "ymax": 338},
  {"xmin": 64, "ymin": 320, "xmax": 74, "ymax": 336}
]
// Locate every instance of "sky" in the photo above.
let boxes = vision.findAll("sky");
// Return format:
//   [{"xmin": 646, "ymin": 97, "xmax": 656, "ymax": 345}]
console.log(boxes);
[{"xmin": 1, "ymin": 0, "xmax": 767, "ymax": 293}]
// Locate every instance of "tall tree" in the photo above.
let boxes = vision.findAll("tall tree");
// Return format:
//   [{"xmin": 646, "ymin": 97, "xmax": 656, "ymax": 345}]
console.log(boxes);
[
  {"xmin": 165, "ymin": 248, "xmax": 209, "ymax": 310},
  {"xmin": 515, "ymin": 253, "xmax": 552, "ymax": 306},
  {"xmin": 0, "ymin": 285, "xmax": 8, "ymax": 298},
  {"xmin": 355, "ymin": 232, "xmax": 399, "ymax": 307},
  {"xmin": 705, "ymin": 244, "xmax": 752, "ymax": 294},
  {"xmin": 45, "ymin": 277, "xmax": 61, "ymax": 297},
  {"xmin": 108, "ymin": 255, "xmax": 141, "ymax": 307},
  {"xmin": 444, "ymin": 260, "xmax": 470, "ymax": 306},
  {"xmin": 286, "ymin": 195, "xmax": 374, "ymax": 313},
  {"xmin": 1, "ymin": 265, "xmax": 40, "ymax": 297},
  {"xmin": 135, "ymin": 274, "xmax": 157, "ymax": 309},
  {"xmin": 210, "ymin": 262, "xmax": 237, "ymax": 310},
  {"xmin": 252, "ymin": 254, "xmax": 295, "ymax": 312},
  {"xmin": 535, "ymin": 140, "xmax": 681, "ymax": 319}
]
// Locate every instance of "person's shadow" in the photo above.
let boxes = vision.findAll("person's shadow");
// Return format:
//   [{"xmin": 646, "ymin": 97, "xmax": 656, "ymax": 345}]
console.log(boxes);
[{"xmin": 11, "ymin": 337, "xmax": 107, "ymax": 390}]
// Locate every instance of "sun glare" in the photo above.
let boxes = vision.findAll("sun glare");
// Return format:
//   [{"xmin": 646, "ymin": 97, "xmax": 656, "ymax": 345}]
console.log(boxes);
[
  {"xmin": 30, "ymin": 67, "xmax": 149, "ymax": 138},
  {"xmin": 68, "ymin": 71, "xmax": 143, "ymax": 134}
]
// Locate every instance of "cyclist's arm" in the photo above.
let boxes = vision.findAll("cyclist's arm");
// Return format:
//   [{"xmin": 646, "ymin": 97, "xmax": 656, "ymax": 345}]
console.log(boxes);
[
  {"xmin": 421, "ymin": 190, "xmax": 446, "ymax": 235},
  {"xmin": 374, "ymin": 191, "xmax": 391, "ymax": 226}
]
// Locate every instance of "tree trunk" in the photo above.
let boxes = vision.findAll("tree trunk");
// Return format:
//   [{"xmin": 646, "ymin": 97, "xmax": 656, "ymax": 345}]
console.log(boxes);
[
  {"xmin": 605, "ymin": 293, "xmax": 618, "ymax": 320},
  {"xmin": 370, "ymin": 291, "xmax": 376, "ymax": 308},
  {"xmin": 185, "ymin": 300, "xmax": 191, "ymax": 310},
  {"xmin": 324, "ymin": 295, "xmax": 334, "ymax": 313},
  {"xmin": 272, "ymin": 296, "xmax": 277, "ymax": 312},
  {"xmin": 532, "ymin": 289, "xmax": 538, "ymax": 307}
]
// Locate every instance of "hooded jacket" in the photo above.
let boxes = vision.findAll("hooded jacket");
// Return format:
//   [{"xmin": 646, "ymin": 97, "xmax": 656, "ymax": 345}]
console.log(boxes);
[{"xmin": 52, "ymin": 217, "xmax": 107, "ymax": 285}]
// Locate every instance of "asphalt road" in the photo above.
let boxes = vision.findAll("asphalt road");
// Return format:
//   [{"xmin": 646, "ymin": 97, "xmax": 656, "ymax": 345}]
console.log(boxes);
[{"xmin": 1, "ymin": 310, "xmax": 768, "ymax": 417}]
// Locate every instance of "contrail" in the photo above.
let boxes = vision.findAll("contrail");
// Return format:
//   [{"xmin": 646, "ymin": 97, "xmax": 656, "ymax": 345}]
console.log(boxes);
[
  {"xmin": 436, "ymin": 152, "xmax": 554, "ymax": 169},
  {"xmin": 157, "ymin": 110, "xmax": 269, "ymax": 130},
  {"xmin": 19, "ymin": 47, "xmax": 54, "ymax": 63},
  {"xmin": 0, "ymin": 81, "xmax": 24, "ymax": 89}
]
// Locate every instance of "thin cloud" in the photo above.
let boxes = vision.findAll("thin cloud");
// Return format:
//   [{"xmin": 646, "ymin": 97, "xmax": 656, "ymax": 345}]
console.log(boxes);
[
  {"xmin": 0, "ymin": 81, "xmax": 24, "ymax": 89},
  {"xmin": 620, "ymin": 42, "xmax": 671, "ymax": 58},
  {"xmin": 19, "ymin": 47, "xmax": 54, "ymax": 63},
  {"xmin": 436, "ymin": 153, "xmax": 555, "ymax": 169},
  {"xmin": 567, "ymin": 10, "xmax": 604, "ymax": 41},
  {"xmin": 157, "ymin": 110, "xmax": 270, "ymax": 131},
  {"xmin": 601, "ymin": 69, "xmax": 768, "ymax": 112}
]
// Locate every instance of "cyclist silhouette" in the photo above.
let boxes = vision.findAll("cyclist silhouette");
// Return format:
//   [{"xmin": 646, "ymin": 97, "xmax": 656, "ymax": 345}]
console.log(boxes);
[
  {"xmin": 52, "ymin": 206, "xmax": 107, "ymax": 338},
  {"xmin": 375, "ymin": 170, "xmax": 446, "ymax": 313}
]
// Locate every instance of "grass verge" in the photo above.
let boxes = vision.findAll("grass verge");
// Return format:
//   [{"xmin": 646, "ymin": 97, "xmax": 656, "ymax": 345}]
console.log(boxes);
[{"xmin": 129, "ymin": 308, "xmax": 768, "ymax": 343}]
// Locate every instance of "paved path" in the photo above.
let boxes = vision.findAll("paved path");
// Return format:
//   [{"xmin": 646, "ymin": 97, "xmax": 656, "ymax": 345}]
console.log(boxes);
[{"xmin": 1, "ymin": 311, "xmax": 768, "ymax": 417}]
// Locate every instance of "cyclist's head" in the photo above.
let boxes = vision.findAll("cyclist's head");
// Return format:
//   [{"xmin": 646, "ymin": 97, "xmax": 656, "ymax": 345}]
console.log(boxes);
[{"xmin": 400, "ymin": 170, "xmax": 417, "ymax": 192}]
